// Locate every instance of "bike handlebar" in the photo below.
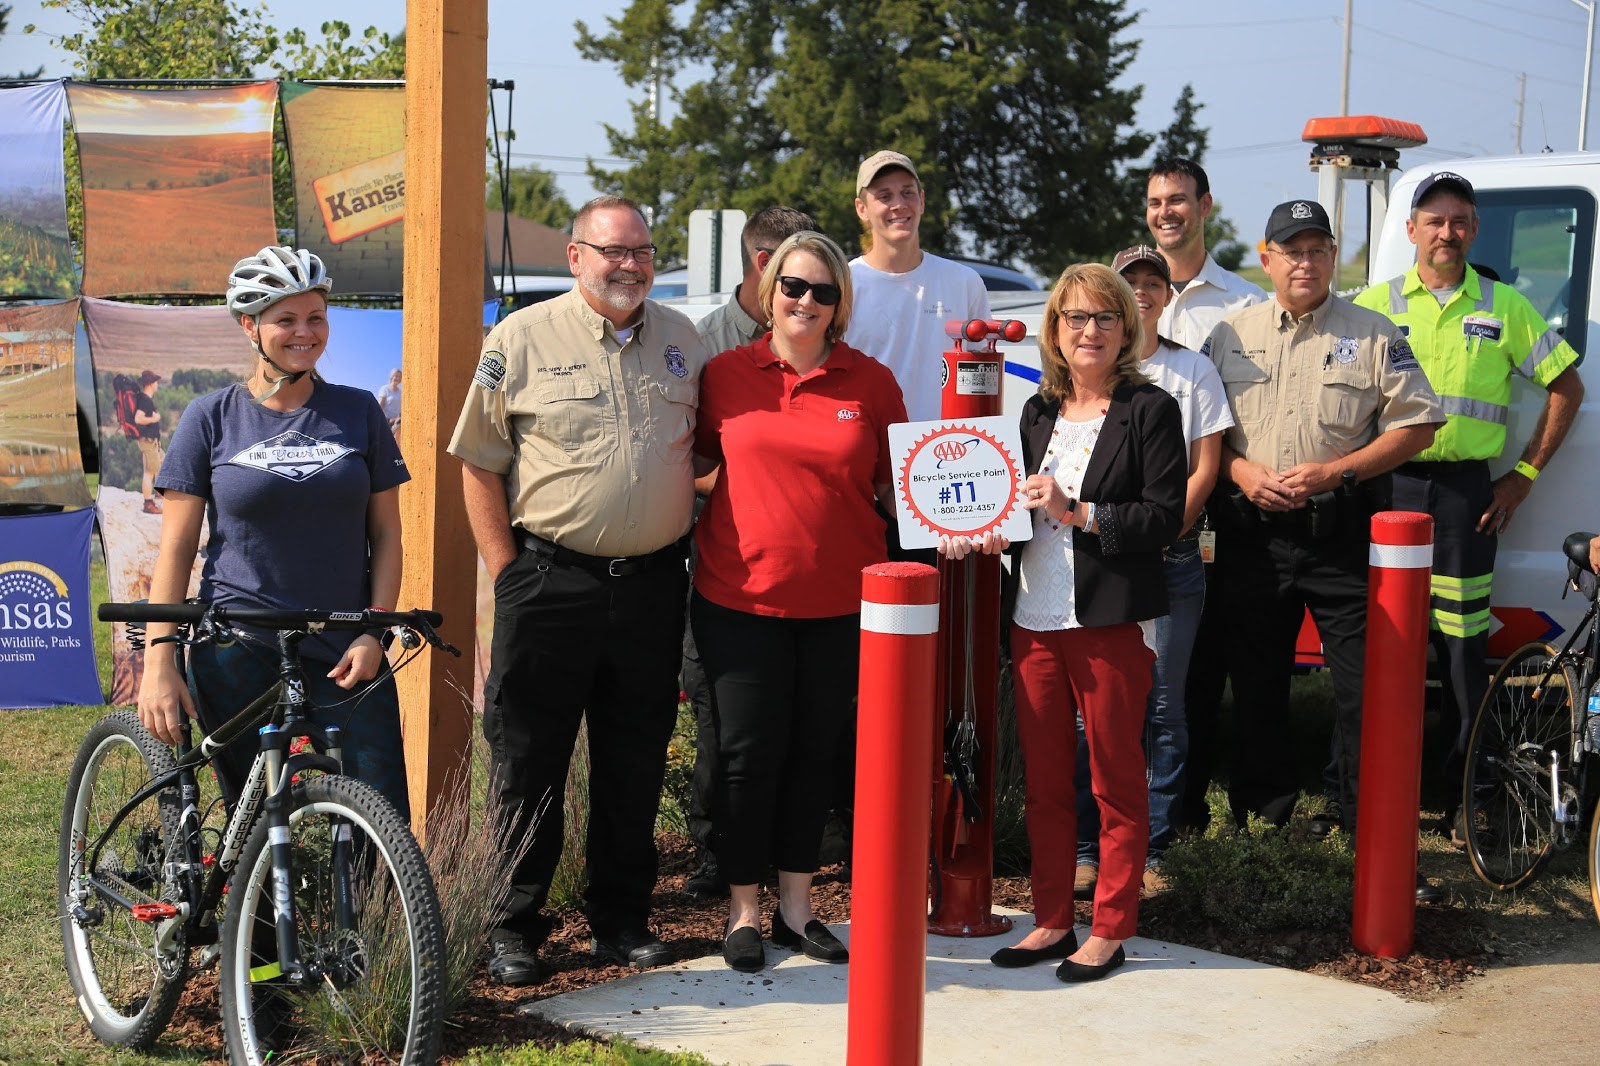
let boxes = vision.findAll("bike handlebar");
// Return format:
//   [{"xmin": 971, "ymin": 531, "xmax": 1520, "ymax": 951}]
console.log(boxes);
[{"xmin": 99, "ymin": 601, "xmax": 446, "ymax": 635}]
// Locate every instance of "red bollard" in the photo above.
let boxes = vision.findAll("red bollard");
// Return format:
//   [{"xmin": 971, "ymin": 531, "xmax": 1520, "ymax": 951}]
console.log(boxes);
[
  {"xmin": 848, "ymin": 562, "xmax": 940, "ymax": 1066},
  {"xmin": 1352, "ymin": 510, "xmax": 1434, "ymax": 959}
]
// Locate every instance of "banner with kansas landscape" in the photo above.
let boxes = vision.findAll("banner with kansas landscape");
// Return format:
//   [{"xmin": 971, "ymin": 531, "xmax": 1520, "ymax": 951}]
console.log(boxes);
[
  {"xmin": 83, "ymin": 298, "xmax": 256, "ymax": 701},
  {"xmin": 0, "ymin": 81, "xmax": 74, "ymax": 299},
  {"xmin": 0, "ymin": 508, "xmax": 102, "ymax": 707},
  {"xmin": 0, "ymin": 299, "xmax": 91, "ymax": 510},
  {"xmin": 67, "ymin": 82, "xmax": 278, "ymax": 298}
]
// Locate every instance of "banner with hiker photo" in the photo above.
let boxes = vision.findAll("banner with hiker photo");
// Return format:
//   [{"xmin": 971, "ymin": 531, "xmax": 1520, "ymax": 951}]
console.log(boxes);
[
  {"xmin": 83, "ymin": 298, "xmax": 256, "ymax": 702},
  {"xmin": 0, "ymin": 299, "xmax": 92, "ymax": 511},
  {"xmin": 67, "ymin": 82, "xmax": 278, "ymax": 298},
  {"xmin": 0, "ymin": 81, "xmax": 74, "ymax": 299}
]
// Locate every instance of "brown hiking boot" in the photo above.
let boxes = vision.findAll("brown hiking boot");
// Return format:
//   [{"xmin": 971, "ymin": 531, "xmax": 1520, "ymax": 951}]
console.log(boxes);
[
  {"xmin": 1141, "ymin": 866, "xmax": 1169, "ymax": 898},
  {"xmin": 1073, "ymin": 864, "xmax": 1098, "ymax": 900},
  {"xmin": 142, "ymin": 498, "xmax": 162, "ymax": 515}
]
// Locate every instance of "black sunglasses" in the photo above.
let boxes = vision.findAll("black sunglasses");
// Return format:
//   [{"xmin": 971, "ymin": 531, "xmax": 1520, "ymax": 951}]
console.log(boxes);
[{"xmin": 777, "ymin": 275, "xmax": 842, "ymax": 306}]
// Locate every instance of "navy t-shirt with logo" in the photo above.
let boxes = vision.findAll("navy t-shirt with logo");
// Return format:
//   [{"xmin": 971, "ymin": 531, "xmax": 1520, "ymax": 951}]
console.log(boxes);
[{"xmin": 156, "ymin": 380, "xmax": 409, "ymax": 662}]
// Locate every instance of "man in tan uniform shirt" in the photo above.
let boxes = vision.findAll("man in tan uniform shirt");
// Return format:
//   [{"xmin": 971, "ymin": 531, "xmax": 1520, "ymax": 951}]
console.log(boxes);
[
  {"xmin": 1204, "ymin": 199, "xmax": 1441, "ymax": 845},
  {"xmin": 450, "ymin": 195, "xmax": 710, "ymax": 984}
]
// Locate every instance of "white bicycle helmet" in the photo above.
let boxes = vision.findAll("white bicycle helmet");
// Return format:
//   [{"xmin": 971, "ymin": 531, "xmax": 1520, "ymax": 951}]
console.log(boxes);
[{"xmin": 226, "ymin": 246, "xmax": 332, "ymax": 321}]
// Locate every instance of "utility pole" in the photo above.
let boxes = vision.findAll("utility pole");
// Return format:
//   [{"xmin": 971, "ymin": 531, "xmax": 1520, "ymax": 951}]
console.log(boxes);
[
  {"xmin": 1573, "ymin": 0, "xmax": 1596, "ymax": 150},
  {"xmin": 1515, "ymin": 73, "xmax": 1527, "ymax": 154},
  {"xmin": 1335, "ymin": 0, "xmax": 1353, "ymax": 258}
]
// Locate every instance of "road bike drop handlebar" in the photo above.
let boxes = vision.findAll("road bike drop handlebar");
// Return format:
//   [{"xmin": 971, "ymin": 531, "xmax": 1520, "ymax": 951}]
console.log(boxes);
[{"xmin": 97, "ymin": 602, "xmax": 459, "ymax": 656}]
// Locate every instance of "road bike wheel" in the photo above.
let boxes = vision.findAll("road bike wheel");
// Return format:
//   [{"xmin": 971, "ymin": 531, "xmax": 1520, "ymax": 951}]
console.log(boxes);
[
  {"xmin": 219, "ymin": 774, "xmax": 445, "ymax": 1065},
  {"xmin": 58, "ymin": 710, "xmax": 189, "ymax": 1047},
  {"xmin": 1462, "ymin": 641, "xmax": 1576, "ymax": 890}
]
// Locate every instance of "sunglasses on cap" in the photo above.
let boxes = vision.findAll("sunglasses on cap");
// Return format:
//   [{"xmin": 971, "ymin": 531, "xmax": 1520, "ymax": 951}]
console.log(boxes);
[{"xmin": 777, "ymin": 275, "xmax": 842, "ymax": 306}]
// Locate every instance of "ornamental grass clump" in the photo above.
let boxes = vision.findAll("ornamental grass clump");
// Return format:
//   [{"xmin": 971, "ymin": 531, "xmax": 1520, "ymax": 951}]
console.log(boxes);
[{"xmin": 1160, "ymin": 814, "xmax": 1354, "ymax": 935}]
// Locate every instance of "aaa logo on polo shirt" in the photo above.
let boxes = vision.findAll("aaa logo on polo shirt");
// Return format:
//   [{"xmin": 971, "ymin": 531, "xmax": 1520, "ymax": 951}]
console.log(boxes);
[{"xmin": 229, "ymin": 430, "xmax": 354, "ymax": 482}]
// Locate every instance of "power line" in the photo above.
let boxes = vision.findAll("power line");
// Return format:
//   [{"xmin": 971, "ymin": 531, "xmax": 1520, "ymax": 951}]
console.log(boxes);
[
  {"xmin": 1134, "ymin": 15, "xmax": 1340, "ymax": 31},
  {"xmin": 1457, "ymin": 0, "xmax": 1586, "ymax": 25},
  {"xmin": 1353, "ymin": 22, "xmax": 1579, "ymax": 86},
  {"xmin": 1395, "ymin": 0, "xmax": 1582, "ymax": 50}
]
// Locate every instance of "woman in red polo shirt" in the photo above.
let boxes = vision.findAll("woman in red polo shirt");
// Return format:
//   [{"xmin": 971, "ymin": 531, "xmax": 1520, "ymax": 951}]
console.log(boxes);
[{"xmin": 691, "ymin": 230, "xmax": 906, "ymax": 973}]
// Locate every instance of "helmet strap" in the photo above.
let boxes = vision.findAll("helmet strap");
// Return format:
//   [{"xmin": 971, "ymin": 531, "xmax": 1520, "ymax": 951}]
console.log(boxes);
[{"xmin": 247, "ymin": 341, "xmax": 309, "ymax": 406}]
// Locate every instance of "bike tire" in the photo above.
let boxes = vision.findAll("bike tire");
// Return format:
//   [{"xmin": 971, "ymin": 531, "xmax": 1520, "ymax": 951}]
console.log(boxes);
[
  {"xmin": 219, "ymin": 774, "xmax": 445, "ymax": 1065},
  {"xmin": 1590, "ymin": 797, "xmax": 1600, "ymax": 924},
  {"xmin": 1462, "ymin": 641, "xmax": 1575, "ymax": 890},
  {"xmin": 58, "ymin": 710, "xmax": 189, "ymax": 1048}
]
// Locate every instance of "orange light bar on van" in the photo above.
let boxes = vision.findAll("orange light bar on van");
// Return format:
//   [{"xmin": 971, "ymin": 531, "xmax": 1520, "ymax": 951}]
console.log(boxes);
[{"xmin": 1302, "ymin": 115, "xmax": 1427, "ymax": 149}]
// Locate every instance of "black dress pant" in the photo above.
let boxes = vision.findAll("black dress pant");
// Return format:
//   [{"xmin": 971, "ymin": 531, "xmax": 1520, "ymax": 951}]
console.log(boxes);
[
  {"xmin": 1181, "ymin": 561, "xmax": 1228, "ymax": 832},
  {"xmin": 691, "ymin": 593, "xmax": 858, "ymax": 885},
  {"xmin": 1219, "ymin": 521, "xmax": 1368, "ymax": 831},
  {"xmin": 483, "ymin": 545, "xmax": 687, "ymax": 945}
]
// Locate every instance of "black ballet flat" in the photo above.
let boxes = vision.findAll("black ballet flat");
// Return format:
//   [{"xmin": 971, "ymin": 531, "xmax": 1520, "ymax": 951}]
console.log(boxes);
[
  {"xmin": 723, "ymin": 926, "xmax": 765, "ymax": 973},
  {"xmin": 771, "ymin": 908, "xmax": 849, "ymax": 963},
  {"xmin": 989, "ymin": 929, "xmax": 1079, "ymax": 968},
  {"xmin": 1056, "ymin": 944, "xmax": 1126, "ymax": 983}
]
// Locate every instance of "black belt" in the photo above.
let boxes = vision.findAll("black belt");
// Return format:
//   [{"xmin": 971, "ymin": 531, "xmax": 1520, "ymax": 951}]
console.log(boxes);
[
  {"xmin": 1397, "ymin": 459, "xmax": 1489, "ymax": 478},
  {"xmin": 517, "ymin": 530, "xmax": 683, "ymax": 578}
]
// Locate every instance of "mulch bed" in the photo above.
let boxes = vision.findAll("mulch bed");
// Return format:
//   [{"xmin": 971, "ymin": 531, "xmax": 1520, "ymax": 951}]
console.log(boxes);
[{"xmin": 151, "ymin": 831, "xmax": 1552, "ymax": 1061}]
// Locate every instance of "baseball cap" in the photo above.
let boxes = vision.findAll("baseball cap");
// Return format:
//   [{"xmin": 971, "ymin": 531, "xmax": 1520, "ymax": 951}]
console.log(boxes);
[
  {"xmin": 1264, "ymin": 199, "xmax": 1334, "ymax": 245},
  {"xmin": 856, "ymin": 150, "xmax": 920, "ymax": 196},
  {"xmin": 1112, "ymin": 245, "xmax": 1172, "ymax": 284},
  {"xmin": 1411, "ymin": 171, "xmax": 1476, "ymax": 210},
  {"xmin": 138, "ymin": 370, "xmax": 162, "ymax": 386}
]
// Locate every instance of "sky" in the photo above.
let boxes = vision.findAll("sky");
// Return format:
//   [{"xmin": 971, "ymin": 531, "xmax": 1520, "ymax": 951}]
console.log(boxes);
[{"xmin": 4, "ymin": 0, "xmax": 1597, "ymax": 263}]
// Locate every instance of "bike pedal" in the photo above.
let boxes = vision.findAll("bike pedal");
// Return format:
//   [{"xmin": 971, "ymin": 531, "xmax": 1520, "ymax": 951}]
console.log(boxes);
[{"xmin": 131, "ymin": 902, "xmax": 180, "ymax": 922}]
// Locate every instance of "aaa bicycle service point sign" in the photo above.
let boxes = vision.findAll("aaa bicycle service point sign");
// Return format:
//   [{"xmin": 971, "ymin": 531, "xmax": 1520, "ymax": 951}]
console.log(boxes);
[{"xmin": 889, "ymin": 416, "xmax": 1033, "ymax": 550}]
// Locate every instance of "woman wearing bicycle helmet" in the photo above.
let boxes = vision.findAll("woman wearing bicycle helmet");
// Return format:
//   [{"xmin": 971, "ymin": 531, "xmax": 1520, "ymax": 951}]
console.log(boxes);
[{"xmin": 137, "ymin": 246, "xmax": 412, "ymax": 818}]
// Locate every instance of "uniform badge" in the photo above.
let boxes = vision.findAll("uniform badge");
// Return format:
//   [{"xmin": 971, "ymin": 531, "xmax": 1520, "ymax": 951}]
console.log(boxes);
[
  {"xmin": 664, "ymin": 344, "xmax": 688, "ymax": 378},
  {"xmin": 473, "ymin": 351, "xmax": 506, "ymax": 392},
  {"xmin": 1333, "ymin": 336, "xmax": 1359, "ymax": 364},
  {"xmin": 1389, "ymin": 337, "xmax": 1421, "ymax": 373}
]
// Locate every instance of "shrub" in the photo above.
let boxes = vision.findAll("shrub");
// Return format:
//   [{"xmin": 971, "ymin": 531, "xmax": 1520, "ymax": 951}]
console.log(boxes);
[
  {"xmin": 656, "ymin": 697, "xmax": 696, "ymax": 837},
  {"xmin": 1160, "ymin": 814, "xmax": 1354, "ymax": 935}
]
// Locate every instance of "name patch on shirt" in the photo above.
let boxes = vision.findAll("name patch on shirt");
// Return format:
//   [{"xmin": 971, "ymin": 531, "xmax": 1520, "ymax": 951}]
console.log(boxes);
[
  {"xmin": 664, "ymin": 344, "xmax": 688, "ymax": 379},
  {"xmin": 1463, "ymin": 315, "xmax": 1504, "ymax": 342},
  {"xmin": 474, "ymin": 351, "xmax": 506, "ymax": 392},
  {"xmin": 1389, "ymin": 337, "xmax": 1421, "ymax": 373},
  {"xmin": 229, "ymin": 430, "xmax": 354, "ymax": 482},
  {"xmin": 1199, "ymin": 338, "xmax": 1212, "ymax": 358}
]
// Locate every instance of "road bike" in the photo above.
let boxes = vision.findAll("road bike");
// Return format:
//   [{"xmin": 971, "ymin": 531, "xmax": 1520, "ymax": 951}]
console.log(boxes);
[
  {"xmin": 60, "ymin": 601, "xmax": 458, "ymax": 1063},
  {"xmin": 1461, "ymin": 531, "xmax": 1600, "ymax": 923}
]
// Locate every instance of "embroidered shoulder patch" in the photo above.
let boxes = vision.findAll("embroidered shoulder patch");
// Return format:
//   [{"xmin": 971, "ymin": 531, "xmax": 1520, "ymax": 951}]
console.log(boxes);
[
  {"xmin": 474, "ymin": 351, "xmax": 507, "ymax": 392},
  {"xmin": 1389, "ymin": 337, "xmax": 1421, "ymax": 373}
]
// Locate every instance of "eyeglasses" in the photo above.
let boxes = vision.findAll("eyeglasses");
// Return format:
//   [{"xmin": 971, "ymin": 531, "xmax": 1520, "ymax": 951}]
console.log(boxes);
[
  {"xmin": 1059, "ymin": 309, "xmax": 1123, "ymax": 330},
  {"xmin": 575, "ymin": 240, "xmax": 658, "ymax": 264},
  {"xmin": 1269, "ymin": 245, "xmax": 1334, "ymax": 265},
  {"xmin": 777, "ymin": 275, "xmax": 842, "ymax": 306}
]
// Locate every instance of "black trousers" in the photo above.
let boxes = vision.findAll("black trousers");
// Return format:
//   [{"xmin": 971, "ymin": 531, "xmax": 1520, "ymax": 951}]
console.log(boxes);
[
  {"xmin": 1182, "ymin": 561, "xmax": 1228, "ymax": 832},
  {"xmin": 483, "ymin": 544, "xmax": 687, "ymax": 945},
  {"xmin": 691, "ymin": 593, "xmax": 859, "ymax": 885},
  {"xmin": 1218, "ymin": 522, "xmax": 1368, "ymax": 831},
  {"xmin": 1392, "ymin": 461, "xmax": 1496, "ymax": 816}
]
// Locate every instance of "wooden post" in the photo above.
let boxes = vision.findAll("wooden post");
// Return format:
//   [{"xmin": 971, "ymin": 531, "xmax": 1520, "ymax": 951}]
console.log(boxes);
[{"xmin": 399, "ymin": 0, "xmax": 487, "ymax": 832}]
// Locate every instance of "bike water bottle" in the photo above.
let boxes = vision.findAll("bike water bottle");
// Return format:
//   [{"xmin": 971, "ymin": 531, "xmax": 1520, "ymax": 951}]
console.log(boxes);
[{"xmin": 1587, "ymin": 690, "xmax": 1600, "ymax": 753}]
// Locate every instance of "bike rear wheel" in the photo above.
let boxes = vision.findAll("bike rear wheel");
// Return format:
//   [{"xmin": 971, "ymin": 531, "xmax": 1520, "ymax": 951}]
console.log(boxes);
[
  {"xmin": 219, "ymin": 774, "xmax": 445, "ymax": 1065},
  {"xmin": 58, "ymin": 710, "xmax": 189, "ymax": 1047},
  {"xmin": 1462, "ymin": 642, "xmax": 1576, "ymax": 889}
]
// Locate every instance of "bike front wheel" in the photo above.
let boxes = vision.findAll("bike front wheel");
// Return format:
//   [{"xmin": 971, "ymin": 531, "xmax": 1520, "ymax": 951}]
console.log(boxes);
[
  {"xmin": 1589, "ymin": 796, "xmax": 1600, "ymax": 924},
  {"xmin": 1462, "ymin": 642, "xmax": 1575, "ymax": 889},
  {"xmin": 219, "ymin": 774, "xmax": 445, "ymax": 1065},
  {"xmin": 58, "ymin": 710, "xmax": 189, "ymax": 1048}
]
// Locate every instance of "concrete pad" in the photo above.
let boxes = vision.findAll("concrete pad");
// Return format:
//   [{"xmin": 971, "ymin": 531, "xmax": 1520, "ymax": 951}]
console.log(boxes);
[{"xmin": 528, "ymin": 910, "xmax": 1437, "ymax": 1065}]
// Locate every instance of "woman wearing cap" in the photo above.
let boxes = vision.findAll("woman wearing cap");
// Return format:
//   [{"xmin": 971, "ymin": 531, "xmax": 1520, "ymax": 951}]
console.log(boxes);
[
  {"xmin": 377, "ymin": 367, "xmax": 402, "ymax": 429},
  {"xmin": 691, "ymin": 230, "xmax": 907, "ymax": 973},
  {"xmin": 136, "ymin": 246, "xmax": 411, "ymax": 818},
  {"xmin": 1067, "ymin": 247, "xmax": 1235, "ymax": 894},
  {"xmin": 943, "ymin": 262, "xmax": 1184, "ymax": 982}
]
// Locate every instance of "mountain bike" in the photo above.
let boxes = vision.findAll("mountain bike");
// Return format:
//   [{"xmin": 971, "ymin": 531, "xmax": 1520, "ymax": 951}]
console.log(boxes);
[
  {"xmin": 1461, "ymin": 531, "xmax": 1600, "ymax": 923},
  {"xmin": 60, "ymin": 601, "xmax": 459, "ymax": 1064}
]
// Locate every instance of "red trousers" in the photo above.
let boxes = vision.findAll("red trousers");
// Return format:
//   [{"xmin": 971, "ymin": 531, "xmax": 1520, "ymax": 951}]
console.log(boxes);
[{"xmin": 1011, "ymin": 622, "xmax": 1153, "ymax": 939}]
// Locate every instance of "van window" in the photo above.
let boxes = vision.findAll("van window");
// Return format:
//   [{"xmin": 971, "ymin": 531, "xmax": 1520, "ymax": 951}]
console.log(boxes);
[{"xmin": 1473, "ymin": 187, "xmax": 1595, "ymax": 360}]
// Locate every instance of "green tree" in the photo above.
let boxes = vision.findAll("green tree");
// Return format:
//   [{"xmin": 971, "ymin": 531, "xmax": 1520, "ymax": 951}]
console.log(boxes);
[
  {"xmin": 278, "ymin": 20, "xmax": 406, "ymax": 80},
  {"xmin": 487, "ymin": 164, "xmax": 576, "ymax": 230},
  {"xmin": 1148, "ymin": 82, "xmax": 1245, "ymax": 270},
  {"xmin": 2, "ymin": 4, "xmax": 45, "ymax": 78},
  {"xmin": 577, "ymin": 0, "xmax": 1154, "ymax": 274},
  {"xmin": 35, "ymin": 0, "xmax": 281, "ymax": 78}
]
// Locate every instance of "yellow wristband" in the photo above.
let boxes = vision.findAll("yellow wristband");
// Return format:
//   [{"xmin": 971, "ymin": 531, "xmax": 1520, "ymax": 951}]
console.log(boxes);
[{"xmin": 1514, "ymin": 460, "xmax": 1540, "ymax": 483}]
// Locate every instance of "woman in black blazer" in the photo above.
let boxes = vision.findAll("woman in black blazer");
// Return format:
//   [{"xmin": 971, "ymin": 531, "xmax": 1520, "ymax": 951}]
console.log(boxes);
[{"xmin": 950, "ymin": 262, "xmax": 1184, "ymax": 982}]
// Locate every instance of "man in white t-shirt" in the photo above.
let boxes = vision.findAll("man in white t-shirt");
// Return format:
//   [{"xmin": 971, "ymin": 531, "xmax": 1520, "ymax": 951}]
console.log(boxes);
[
  {"xmin": 1145, "ymin": 156, "xmax": 1265, "ymax": 835},
  {"xmin": 846, "ymin": 150, "xmax": 991, "ymax": 422},
  {"xmin": 1147, "ymin": 155, "xmax": 1266, "ymax": 351}
]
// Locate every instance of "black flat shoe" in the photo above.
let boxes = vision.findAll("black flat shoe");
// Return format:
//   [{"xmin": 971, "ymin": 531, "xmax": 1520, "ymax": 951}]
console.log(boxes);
[
  {"xmin": 990, "ymin": 929, "xmax": 1078, "ymax": 968},
  {"xmin": 1056, "ymin": 945, "xmax": 1126, "ymax": 983},
  {"xmin": 771, "ymin": 908, "xmax": 849, "ymax": 963},
  {"xmin": 723, "ymin": 926, "xmax": 765, "ymax": 972}
]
